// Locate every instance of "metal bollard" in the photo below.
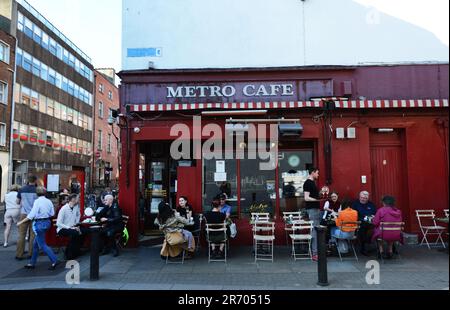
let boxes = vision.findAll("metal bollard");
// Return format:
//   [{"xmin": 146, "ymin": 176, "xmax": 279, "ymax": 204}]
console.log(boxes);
[
  {"xmin": 89, "ymin": 226, "xmax": 101, "ymax": 281},
  {"xmin": 315, "ymin": 226, "xmax": 329, "ymax": 286}
]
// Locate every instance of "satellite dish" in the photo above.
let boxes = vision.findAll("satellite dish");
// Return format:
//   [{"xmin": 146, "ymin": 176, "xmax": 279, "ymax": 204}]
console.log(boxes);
[{"xmin": 84, "ymin": 207, "xmax": 94, "ymax": 217}]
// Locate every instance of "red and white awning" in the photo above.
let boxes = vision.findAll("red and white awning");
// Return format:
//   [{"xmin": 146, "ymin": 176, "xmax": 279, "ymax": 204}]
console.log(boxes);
[{"xmin": 128, "ymin": 99, "xmax": 448, "ymax": 112}]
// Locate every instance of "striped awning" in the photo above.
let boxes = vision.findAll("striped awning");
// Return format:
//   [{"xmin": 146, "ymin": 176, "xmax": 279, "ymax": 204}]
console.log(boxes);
[{"xmin": 129, "ymin": 99, "xmax": 448, "ymax": 112}]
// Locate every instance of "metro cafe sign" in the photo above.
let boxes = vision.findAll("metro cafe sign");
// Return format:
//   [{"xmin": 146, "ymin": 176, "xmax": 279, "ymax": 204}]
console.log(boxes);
[{"xmin": 166, "ymin": 84, "xmax": 295, "ymax": 99}]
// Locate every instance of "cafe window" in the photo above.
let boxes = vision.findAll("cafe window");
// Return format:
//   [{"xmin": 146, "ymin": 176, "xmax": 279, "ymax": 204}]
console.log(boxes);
[{"xmin": 202, "ymin": 155, "xmax": 238, "ymax": 216}]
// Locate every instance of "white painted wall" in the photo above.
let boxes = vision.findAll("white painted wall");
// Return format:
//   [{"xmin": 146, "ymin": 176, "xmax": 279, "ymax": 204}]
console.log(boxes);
[{"xmin": 122, "ymin": 0, "xmax": 449, "ymax": 71}]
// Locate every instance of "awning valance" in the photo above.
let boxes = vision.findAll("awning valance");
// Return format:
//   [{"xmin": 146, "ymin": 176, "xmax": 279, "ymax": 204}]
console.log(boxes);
[{"xmin": 128, "ymin": 99, "xmax": 448, "ymax": 112}]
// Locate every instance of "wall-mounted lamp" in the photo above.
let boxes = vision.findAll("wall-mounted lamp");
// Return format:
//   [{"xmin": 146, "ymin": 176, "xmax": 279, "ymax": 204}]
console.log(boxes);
[{"xmin": 134, "ymin": 127, "xmax": 141, "ymax": 134}]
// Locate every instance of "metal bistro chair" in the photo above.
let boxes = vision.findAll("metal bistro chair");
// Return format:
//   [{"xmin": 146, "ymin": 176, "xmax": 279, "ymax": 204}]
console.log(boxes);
[
  {"xmin": 330, "ymin": 221, "xmax": 361, "ymax": 262},
  {"xmin": 253, "ymin": 221, "xmax": 276, "ymax": 263},
  {"xmin": 283, "ymin": 212, "xmax": 302, "ymax": 245},
  {"xmin": 251, "ymin": 213, "xmax": 271, "ymax": 249},
  {"xmin": 191, "ymin": 214, "xmax": 203, "ymax": 252},
  {"xmin": 416, "ymin": 210, "xmax": 447, "ymax": 249},
  {"xmin": 376, "ymin": 222, "xmax": 405, "ymax": 263},
  {"xmin": 206, "ymin": 223, "xmax": 228, "ymax": 263},
  {"xmin": 289, "ymin": 220, "xmax": 313, "ymax": 261}
]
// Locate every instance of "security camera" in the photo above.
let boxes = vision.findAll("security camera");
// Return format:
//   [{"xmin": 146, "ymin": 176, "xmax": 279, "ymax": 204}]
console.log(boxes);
[{"xmin": 107, "ymin": 117, "xmax": 115, "ymax": 125}]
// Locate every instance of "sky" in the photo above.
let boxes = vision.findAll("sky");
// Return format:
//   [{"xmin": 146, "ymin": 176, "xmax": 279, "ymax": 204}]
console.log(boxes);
[{"xmin": 25, "ymin": 0, "xmax": 449, "ymax": 73}]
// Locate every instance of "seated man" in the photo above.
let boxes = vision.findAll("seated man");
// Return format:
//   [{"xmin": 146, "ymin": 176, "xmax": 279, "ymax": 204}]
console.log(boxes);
[
  {"xmin": 372, "ymin": 196, "xmax": 403, "ymax": 259},
  {"xmin": 204, "ymin": 201, "xmax": 227, "ymax": 259},
  {"xmin": 56, "ymin": 194, "xmax": 85, "ymax": 260},
  {"xmin": 352, "ymin": 191, "xmax": 377, "ymax": 255},
  {"xmin": 96, "ymin": 195, "xmax": 124, "ymax": 257},
  {"xmin": 331, "ymin": 200, "xmax": 358, "ymax": 254}
]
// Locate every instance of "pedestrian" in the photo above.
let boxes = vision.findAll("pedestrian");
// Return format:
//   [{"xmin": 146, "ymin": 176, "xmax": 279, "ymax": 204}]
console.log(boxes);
[
  {"xmin": 15, "ymin": 175, "xmax": 38, "ymax": 260},
  {"xmin": 303, "ymin": 167, "xmax": 322, "ymax": 261},
  {"xmin": 3, "ymin": 185, "xmax": 22, "ymax": 248},
  {"xmin": 17, "ymin": 187, "xmax": 59, "ymax": 270}
]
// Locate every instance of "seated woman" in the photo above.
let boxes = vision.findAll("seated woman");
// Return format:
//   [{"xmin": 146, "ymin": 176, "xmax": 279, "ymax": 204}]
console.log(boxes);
[
  {"xmin": 176, "ymin": 196, "xmax": 194, "ymax": 219},
  {"xmin": 204, "ymin": 201, "xmax": 227, "ymax": 259},
  {"xmin": 155, "ymin": 202, "xmax": 195, "ymax": 259},
  {"xmin": 372, "ymin": 196, "xmax": 403, "ymax": 259},
  {"xmin": 331, "ymin": 200, "xmax": 358, "ymax": 253},
  {"xmin": 322, "ymin": 191, "xmax": 341, "ymax": 245}
]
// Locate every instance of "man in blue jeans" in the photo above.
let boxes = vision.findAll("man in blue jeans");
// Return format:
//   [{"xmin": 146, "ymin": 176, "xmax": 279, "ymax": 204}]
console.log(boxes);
[
  {"xmin": 17, "ymin": 187, "xmax": 59, "ymax": 270},
  {"xmin": 303, "ymin": 167, "xmax": 322, "ymax": 261}
]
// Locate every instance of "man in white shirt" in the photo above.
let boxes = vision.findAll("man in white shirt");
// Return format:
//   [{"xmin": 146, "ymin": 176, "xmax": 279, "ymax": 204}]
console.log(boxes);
[{"xmin": 56, "ymin": 194, "xmax": 83, "ymax": 260}]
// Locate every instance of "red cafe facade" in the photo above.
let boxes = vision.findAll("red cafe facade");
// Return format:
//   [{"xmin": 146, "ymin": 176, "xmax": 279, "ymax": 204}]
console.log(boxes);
[{"xmin": 118, "ymin": 64, "xmax": 449, "ymax": 247}]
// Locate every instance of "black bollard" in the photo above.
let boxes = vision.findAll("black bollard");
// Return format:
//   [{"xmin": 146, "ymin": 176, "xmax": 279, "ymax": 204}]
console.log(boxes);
[
  {"xmin": 90, "ymin": 226, "xmax": 101, "ymax": 281},
  {"xmin": 315, "ymin": 226, "xmax": 329, "ymax": 286}
]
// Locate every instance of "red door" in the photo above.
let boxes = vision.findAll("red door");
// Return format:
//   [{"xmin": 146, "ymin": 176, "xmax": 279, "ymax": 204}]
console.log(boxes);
[{"xmin": 370, "ymin": 129, "xmax": 409, "ymax": 229}]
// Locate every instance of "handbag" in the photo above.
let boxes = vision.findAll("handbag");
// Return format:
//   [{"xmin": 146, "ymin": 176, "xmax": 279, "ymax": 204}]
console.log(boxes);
[
  {"xmin": 229, "ymin": 223, "xmax": 238, "ymax": 238},
  {"xmin": 166, "ymin": 231, "xmax": 185, "ymax": 246}
]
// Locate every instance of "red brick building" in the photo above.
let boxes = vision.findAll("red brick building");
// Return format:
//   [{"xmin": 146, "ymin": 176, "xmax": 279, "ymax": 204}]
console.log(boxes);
[
  {"xmin": 0, "ymin": 29, "xmax": 15, "ymax": 204},
  {"xmin": 92, "ymin": 69, "xmax": 120, "ymax": 189}
]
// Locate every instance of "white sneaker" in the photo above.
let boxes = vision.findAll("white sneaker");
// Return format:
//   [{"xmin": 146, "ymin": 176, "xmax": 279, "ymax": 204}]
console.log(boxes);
[{"xmin": 3, "ymin": 243, "xmax": 8, "ymax": 248}]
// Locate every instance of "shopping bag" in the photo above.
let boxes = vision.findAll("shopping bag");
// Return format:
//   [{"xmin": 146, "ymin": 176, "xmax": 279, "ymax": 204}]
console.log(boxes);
[{"xmin": 229, "ymin": 223, "xmax": 238, "ymax": 238}]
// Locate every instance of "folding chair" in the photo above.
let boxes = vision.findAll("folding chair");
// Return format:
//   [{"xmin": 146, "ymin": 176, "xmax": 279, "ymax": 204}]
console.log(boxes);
[
  {"xmin": 191, "ymin": 214, "xmax": 203, "ymax": 251},
  {"xmin": 253, "ymin": 221, "xmax": 275, "ymax": 262},
  {"xmin": 289, "ymin": 220, "xmax": 313, "ymax": 261},
  {"xmin": 283, "ymin": 212, "xmax": 302, "ymax": 245},
  {"xmin": 376, "ymin": 222, "xmax": 405, "ymax": 263},
  {"xmin": 206, "ymin": 223, "xmax": 228, "ymax": 263},
  {"xmin": 251, "ymin": 213, "xmax": 270, "ymax": 223},
  {"xmin": 416, "ymin": 210, "xmax": 446, "ymax": 249},
  {"xmin": 444, "ymin": 209, "xmax": 449, "ymax": 218},
  {"xmin": 330, "ymin": 221, "xmax": 360, "ymax": 262}
]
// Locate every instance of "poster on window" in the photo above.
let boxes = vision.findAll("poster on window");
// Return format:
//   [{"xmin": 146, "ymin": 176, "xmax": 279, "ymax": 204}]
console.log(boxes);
[{"xmin": 47, "ymin": 175, "xmax": 60, "ymax": 193}]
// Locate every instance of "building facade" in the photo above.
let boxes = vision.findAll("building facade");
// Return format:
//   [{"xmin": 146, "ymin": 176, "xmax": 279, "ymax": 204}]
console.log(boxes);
[
  {"xmin": 0, "ymin": 0, "xmax": 94, "ymax": 192},
  {"xmin": 92, "ymin": 69, "xmax": 120, "ymax": 189},
  {"xmin": 118, "ymin": 64, "xmax": 449, "ymax": 247},
  {"xmin": 0, "ymin": 28, "xmax": 15, "ymax": 205}
]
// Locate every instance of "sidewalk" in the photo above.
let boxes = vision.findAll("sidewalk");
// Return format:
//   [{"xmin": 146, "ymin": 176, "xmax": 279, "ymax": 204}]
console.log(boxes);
[{"xmin": 0, "ymin": 214, "xmax": 448, "ymax": 290}]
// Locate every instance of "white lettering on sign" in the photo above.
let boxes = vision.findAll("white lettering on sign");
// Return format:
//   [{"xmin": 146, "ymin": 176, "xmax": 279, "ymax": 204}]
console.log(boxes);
[{"xmin": 167, "ymin": 84, "xmax": 295, "ymax": 99}]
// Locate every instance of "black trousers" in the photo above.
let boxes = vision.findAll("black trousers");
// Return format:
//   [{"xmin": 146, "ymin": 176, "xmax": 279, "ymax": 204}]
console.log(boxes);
[
  {"xmin": 358, "ymin": 222, "xmax": 374, "ymax": 249},
  {"xmin": 101, "ymin": 224, "xmax": 124, "ymax": 251},
  {"xmin": 58, "ymin": 228, "xmax": 87, "ymax": 259}
]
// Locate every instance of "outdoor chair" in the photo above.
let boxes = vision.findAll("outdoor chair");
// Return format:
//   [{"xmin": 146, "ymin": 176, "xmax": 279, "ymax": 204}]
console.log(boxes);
[
  {"xmin": 289, "ymin": 220, "xmax": 313, "ymax": 261},
  {"xmin": 444, "ymin": 209, "xmax": 449, "ymax": 218},
  {"xmin": 206, "ymin": 223, "xmax": 228, "ymax": 263},
  {"xmin": 52, "ymin": 219, "xmax": 70, "ymax": 257},
  {"xmin": 253, "ymin": 221, "xmax": 276, "ymax": 262},
  {"xmin": 251, "ymin": 213, "xmax": 270, "ymax": 223},
  {"xmin": 191, "ymin": 214, "xmax": 203, "ymax": 252},
  {"xmin": 283, "ymin": 212, "xmax": 302, "ymax": 245},
  {"xmin": 329, "ymin": 221, "xmax": 360, "ymax": 262},
  {"xmin": 376, "ymin": 222, "xmax": 405, "ymax": 263},
  {"xmin": 114, "ymin": 215, "xmax": 130, "ymax": 254},
  {"xmin": 416, "ymin": 210, "xmax": 446, "ymax": 249}
]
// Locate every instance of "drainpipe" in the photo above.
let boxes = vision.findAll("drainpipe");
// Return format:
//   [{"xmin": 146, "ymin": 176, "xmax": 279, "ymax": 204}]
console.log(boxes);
[
  {"xmin": 91, "ymin": 72, "xmax": 97, "ymax": 190},
  {"xmin": 7, "ymin": 39, "xmax": 18, "ymax": 188}
]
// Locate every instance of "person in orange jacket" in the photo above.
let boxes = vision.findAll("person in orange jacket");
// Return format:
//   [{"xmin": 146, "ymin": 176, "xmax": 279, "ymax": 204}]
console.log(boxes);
[{"xmin": 331, "ymin": 200, "xmax": 359, "ymax": 253}]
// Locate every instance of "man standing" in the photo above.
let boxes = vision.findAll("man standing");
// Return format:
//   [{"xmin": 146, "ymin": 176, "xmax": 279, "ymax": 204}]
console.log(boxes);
[
  {"xmin": 303, "ymin": 167, "xmax": 321, "ymax": 261},
  {"xmin": 15, "ymin": 176, "xmax": 38, "ymax": 260},
  {"xmin": 352, "ymin": 191, "xmax": 377, "ymax": 256}
]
